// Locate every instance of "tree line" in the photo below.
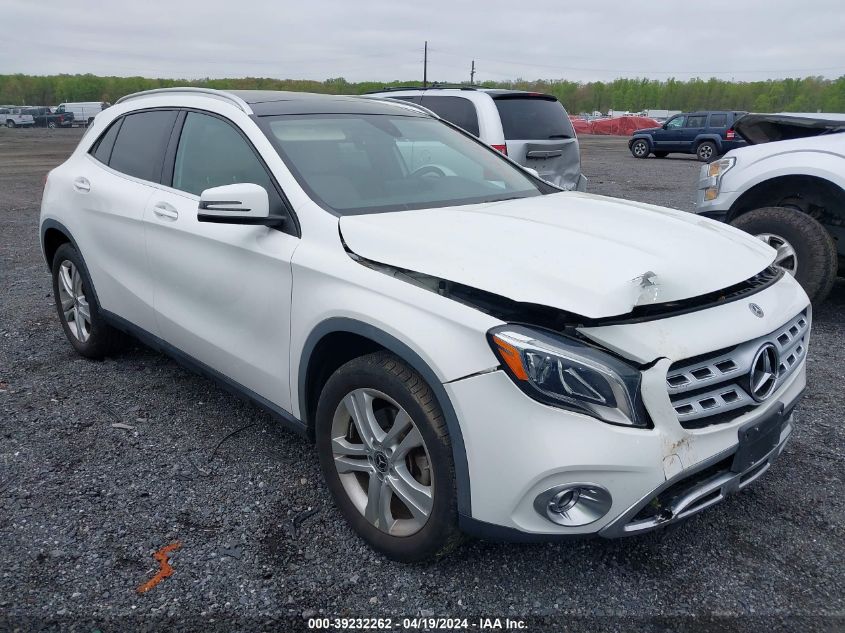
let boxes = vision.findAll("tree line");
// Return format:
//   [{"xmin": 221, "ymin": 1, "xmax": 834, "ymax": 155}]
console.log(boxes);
[{"xmin": 2, "ymin": 73, "xmax": 844, "ymax": 114}]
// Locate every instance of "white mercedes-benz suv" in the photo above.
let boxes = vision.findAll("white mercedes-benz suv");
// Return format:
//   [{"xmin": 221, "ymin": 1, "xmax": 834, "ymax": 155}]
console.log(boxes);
[{"xmin": 40, "ymin": 88, "xmax": 810, "ymax": 561}]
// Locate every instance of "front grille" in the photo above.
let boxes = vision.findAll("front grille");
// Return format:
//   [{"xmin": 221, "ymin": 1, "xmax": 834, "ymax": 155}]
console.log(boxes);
[{"xmin": 666, "ymin": 309, "xmax": 809, "ymax": 428}]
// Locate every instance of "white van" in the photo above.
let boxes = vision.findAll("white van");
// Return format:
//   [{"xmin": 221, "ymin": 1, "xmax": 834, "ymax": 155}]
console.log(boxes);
[{"xmin": 55, "ymin": 102, "xmax": 110, "ymax": 127}]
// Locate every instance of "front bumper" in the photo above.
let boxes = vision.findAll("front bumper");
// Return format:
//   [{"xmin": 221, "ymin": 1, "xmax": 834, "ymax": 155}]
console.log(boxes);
[{"xmin": 449, "ymin": 281, "xmax": 809, "ymax": 540}]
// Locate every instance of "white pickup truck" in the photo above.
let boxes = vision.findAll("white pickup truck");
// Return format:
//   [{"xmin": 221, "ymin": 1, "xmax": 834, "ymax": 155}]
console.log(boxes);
[
  {"xmin": 0, "ymin": 106, "xmax": 35, "ymax": 128},
  {"xmin": 696, "ymin": 113, "xmax": 845, "ymax": 303}
]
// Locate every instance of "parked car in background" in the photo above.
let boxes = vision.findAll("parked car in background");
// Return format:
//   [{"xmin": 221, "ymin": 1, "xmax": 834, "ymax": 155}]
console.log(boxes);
[
  {"xmin": 24, "ymin": 106, "xmax": 74, "ymax": 129},
  {"xmin": 55, "ymin": 101, "xmax": 109, "ymax": 127},
  {"xmin": 1, "ymin": 106, "xmax": 35, "ymax": 128},
  {"xmin": 366, "ymin": 87, "xmax": 586, "ymax": 191},
  {"xmin": 629, "ymin": 111, "xmax": 747, "ymax": 161},
  {"xmin": 41, "ymin": 88, "xmax": 809, "ymax": 561},
  {"xmin": 696, "ymin": 112, "xmax": 845, "ymax": 303}
]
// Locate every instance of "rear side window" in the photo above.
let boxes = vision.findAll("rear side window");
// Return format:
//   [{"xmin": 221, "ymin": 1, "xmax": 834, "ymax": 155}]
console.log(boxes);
[
  {"xmin": 90, "ymin": 118, "xmax": 123, "ymax": 164},
  {"xmin": 108, "ymin": 110, "xmax": 178, "ymax": 182},
  {"xmin": 494, "ymin": 97, "xmax": 575, "ymax": 140},
  {"xmin": 709, "ymin": 113, "xmax": 727, "ymax": 127},
  {"xmin": 686, "ymin": 115, "xmax": 707, "ymax": 128},
  {"xmin": 420, "ymin": 96, "xmax": 480, "ymax": 136},
  {"xmin": 172, "ymin": 111, "xmax": 274, "ymax": 196}
]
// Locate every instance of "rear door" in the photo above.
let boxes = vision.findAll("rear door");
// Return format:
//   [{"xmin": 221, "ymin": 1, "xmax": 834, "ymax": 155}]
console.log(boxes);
[
  {"xmin": 683, "ymin": 114, "xmax": 708, "ymax": 149},
  {"xmin": 491, "ymin": 94, "xmax": 581, "ymax": 190},
  {"xmin": 77, "ymin": 109, "xmax": 178, "ymax": 334}
]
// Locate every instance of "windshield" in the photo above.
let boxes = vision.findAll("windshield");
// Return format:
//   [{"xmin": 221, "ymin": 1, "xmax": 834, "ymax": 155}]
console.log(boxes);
[
  {"xmin": 257, "ymin": 114, "xmax": 548, "ymax": 215},
  {"xmin": 493, "ymin": 97, "xmax": 575, "ymax": 140}
]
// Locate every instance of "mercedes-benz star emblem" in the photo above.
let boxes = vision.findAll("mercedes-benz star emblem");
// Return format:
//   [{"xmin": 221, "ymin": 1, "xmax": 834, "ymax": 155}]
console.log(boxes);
[
  {"xmin": 749, "ymin": 303, "xmax": 765, "ymax": 318},
  {"xmin": 749, "ymin": 343, "xmax": 779, "ymax": 401},
  {"xmin": 374, "ymin": 451, "xmax": 389, "ymax": 473}
]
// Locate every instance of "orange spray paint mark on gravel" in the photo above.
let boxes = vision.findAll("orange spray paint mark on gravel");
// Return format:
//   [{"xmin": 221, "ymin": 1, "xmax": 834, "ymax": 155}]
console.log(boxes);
[{"xmin": 137, "ymin": 541, "xmax": 182, "ymax": 594}]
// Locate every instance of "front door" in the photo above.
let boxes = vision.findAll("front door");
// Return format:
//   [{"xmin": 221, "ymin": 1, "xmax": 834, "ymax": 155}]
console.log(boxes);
[
  {"xmin": 654, "ymin": 114, "xmax": 686, "ymax": 151},
  {"xmin": 143, "ymin": 110, "xmax": 299, "ymax": 410}
]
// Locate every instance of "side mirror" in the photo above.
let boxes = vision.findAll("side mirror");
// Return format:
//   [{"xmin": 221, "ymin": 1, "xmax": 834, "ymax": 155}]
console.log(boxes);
[{"xmin": 197, "ymin": 183, "xmax": 284, "ymax": 227}]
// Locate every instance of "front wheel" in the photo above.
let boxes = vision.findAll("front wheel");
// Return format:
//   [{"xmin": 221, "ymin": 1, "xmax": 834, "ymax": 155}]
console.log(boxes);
[
  {"xmin": 315, "ymin": 352, "xmax": 461, "ymax": 561},
  {"xmin": 696, "ymin": 141, "xmax": 717, "ymax": 162},
  {"xmin": 5, "ymin": 120, "xmax": 15, "ymax": 128},
  {"xmin": 630, "ymin": 139, "xmax": 649, "ymax": 158},
  {"xmin": 730, "ymin": 206, "xmax": 837, "ymax": 303}
]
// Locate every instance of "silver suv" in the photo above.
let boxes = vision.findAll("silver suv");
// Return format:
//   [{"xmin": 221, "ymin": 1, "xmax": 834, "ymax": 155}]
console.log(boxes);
[{"xmin": 366, "ymin": 87, "xmax": 585, "ymax": 191}]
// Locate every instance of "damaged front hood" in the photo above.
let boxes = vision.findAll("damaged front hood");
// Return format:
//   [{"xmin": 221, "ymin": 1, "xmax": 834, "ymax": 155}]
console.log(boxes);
[
  {"xmin": 340, "ymin": 193, "xmax": 775, "ymax": 319},
  {"xmin": 734, "ymin": 112, "xmax": 845, "ymax": 145}
]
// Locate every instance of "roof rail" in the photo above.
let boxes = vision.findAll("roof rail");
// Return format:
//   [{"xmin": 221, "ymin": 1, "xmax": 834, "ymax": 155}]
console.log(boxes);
[
  {"xmin": 363, "ymin": 84, "xmax": 478, "ymax": 95},
  {"xmin": 114, "ymin": 87, "xmax": 253, "ymax": 114},
  {"xmin": 359, "ymin": 95, "xmax": 439, "ymax": 118}
]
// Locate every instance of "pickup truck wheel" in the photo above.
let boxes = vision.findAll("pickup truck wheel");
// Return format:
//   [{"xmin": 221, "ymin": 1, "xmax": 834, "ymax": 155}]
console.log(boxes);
[
  {"xmin": 315, "ymin": 352, "xmax": 461, "ymax": 561},
  {"xmin": 730, "ymin": 206, "xmax": 837, "ymax": 303},
  {"xmin": 696, "ymin": 141, "xmax": 716, "ymax": 162},
  {"xmin": 630, "ymin": 139, "xmax": 649, "ymax": 158},
  {"xmin": 654, "ymin": 152, "xmax": 668, "ymax": 158},
  {"xmin": 5, "ymin": 120, "xmax": 15, "ymax": 128},
  {"xmin": 47, "ymin": 120, "xmax": 57, "ymax": 129},
  {"xmin": 51, "ymin": 243, "xmax": 128, "ymax": 358}
]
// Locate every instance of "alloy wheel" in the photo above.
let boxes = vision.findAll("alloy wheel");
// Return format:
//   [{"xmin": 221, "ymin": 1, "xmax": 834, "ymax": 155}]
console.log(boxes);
[
  {"xmin": 57, "ymin": 260, "xmax": 92, "ymax": 342},
  {"xmin": 330, "ymin": 388, "xmax": 433, "ymax": 536},
  {"xmin": 632, "ymin": 141, "xmax": 648, "ymax": 157},
  {"xmin": 698, "ymin": 144, "xmax": 714, "ymax": 160},
  {"xmin": 756, "ymin": 233, "xmax": 798, "ymax": 275}
]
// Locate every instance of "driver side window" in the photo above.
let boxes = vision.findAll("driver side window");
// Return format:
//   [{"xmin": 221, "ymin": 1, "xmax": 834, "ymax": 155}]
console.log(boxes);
[{"xmin": 665, "ymin": 116, "xmax": 685, "ymax": 129}]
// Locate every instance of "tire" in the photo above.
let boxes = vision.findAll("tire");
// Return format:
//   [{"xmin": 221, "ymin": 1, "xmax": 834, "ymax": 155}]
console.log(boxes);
[
  {"xmin": 654, "ymin": 151, "xmax": 668, "ymax": 158},
  {"xmin": 51, "ymin": 243, "xmax": 127, "ymax": 358},
  {"xmin": 315, "ymin": 352, "xmax": 461, "ymax": 561},
  {"xmin": 696, "ymin": 141, "xmax": 717, "ymax": 162},
  {"xmin": 47, "ymin": 120, "xmax": 57, "ymax": 129},
  {"xmin": 630, "ymin": 139, "xmax": 650, "ymax": 159},
  {"xmin": 6, "ymin": 120, "xmax": 15, "ymax": 128},
  {"xmin": 730, "ymin": 206, "xmax": 837, "ymax": 303}
]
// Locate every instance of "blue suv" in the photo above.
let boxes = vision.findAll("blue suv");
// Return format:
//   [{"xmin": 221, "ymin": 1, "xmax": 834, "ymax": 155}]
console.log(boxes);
[{"xmin": 629, "ymin": 111, "xmax": 747, "ymax": 161}]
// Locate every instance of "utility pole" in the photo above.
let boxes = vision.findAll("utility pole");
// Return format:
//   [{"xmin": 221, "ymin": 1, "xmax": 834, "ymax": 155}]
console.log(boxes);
[
  {"xmin": 470, "ymin": 60, "xmax": 475, "ymax": 85},
  {"xmin": 423, "ymin": 41, "xmax": 428, "ymax": 87}
]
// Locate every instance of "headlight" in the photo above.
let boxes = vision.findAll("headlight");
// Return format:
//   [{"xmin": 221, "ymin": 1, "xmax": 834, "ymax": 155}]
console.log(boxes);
[
  {"xmin": 707, "ymin": 157, "xmax": 735, "ymax": 179},
  {"xmin": 488, "ymin": 326, "xmax": 650, "ymax": 428}
]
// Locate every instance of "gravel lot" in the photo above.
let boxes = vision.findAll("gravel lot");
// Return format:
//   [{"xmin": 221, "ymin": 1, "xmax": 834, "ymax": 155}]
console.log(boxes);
[{"xmin": 1, "ymin": 128, "xmax": 843, "ymax": 632}]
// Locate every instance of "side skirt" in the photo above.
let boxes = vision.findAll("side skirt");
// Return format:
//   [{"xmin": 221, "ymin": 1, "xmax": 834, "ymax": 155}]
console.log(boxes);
[{"xmin": 101, "ymin": 310, "xmax": 309, "ymax": 438}]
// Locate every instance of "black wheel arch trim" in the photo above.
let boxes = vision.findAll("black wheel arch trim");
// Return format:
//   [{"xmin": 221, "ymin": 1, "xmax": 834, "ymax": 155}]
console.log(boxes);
[
  {"xmin": 40, "ymin": 218, "xmax": 77, "ymax": 270},
  {"xmin": 628, "ymin": 134, "xmax": 653, "ymax": 149},
  {"xmin": 298, "ymin": 317, "xmax": 472, "ymax": 516}
]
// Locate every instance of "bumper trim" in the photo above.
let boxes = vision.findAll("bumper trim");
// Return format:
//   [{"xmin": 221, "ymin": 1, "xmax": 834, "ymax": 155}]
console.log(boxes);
[{"xmin": 599, "ymin": 417, "xmax": 793, "ymax": 538}]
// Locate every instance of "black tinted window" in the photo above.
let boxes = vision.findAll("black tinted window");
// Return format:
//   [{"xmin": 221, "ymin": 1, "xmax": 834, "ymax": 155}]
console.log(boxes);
[
  {"xmin": 494, "ymin": 97, "xmax": 575, "ymax": 140},
  {"xmin": 91, "ymin": 118, "xmax": 122, "ymax": 165},
  {"xmin": 109, "ymin": 110, "xmax": 177, "ymax": 182},
  {"xmin": 686, "ymin": 115, "xmax": 707, "ymax": 128},
  {"xmin": 419, "ymin": 96, "xmax": 480, "ymax": 136},
  {"xmin": 709, "ymin": 113, "xmax": 727, "ymax": 127},
  {"xmin": 172, "ymin": 111, "xmax": 273, "ymax": 196}
]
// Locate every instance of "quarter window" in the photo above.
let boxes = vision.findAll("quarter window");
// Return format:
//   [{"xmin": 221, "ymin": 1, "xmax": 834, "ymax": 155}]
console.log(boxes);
[
  {"xmin": 419, "ymin": 96, "xmax": 481, "ymax": 136},
  {"xmin": 709, "ymin": 113, "xmax": 727, "ymax": 127},
  {"xmin": 172, "ymin": 111, "xmax": 273, "ymax": 196},
  {"xmin": 108, "ymin": 110, "xmax": 178, "ymax": 182},
  {"xmin": 90, "ymin": 119, "xmax": 123, "ymax": 165}
]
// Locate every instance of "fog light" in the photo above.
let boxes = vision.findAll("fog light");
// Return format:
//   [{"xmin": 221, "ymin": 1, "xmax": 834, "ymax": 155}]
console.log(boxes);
[
  {"xmin": 704, "ymin": 187, "xmax": 719, "ymax": 201},
  {"xmin": 534, "ymin": 484, "xmax": 612, "ymax": 527}
]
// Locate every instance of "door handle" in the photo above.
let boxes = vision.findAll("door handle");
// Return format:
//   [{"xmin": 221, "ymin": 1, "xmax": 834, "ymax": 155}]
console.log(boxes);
[
  {"xmin": 152, "ymin": 203, "xmax": 179, "ymax": 221},
  {"xmin": 73, "ymin": 177, "xmax": 90, "ymax": 193}
]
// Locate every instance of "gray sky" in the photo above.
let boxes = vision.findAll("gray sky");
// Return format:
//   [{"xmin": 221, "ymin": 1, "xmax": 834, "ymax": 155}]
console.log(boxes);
[{"xmin": 2, "ymin": 0, "xmax": 844, "ymax": 82}]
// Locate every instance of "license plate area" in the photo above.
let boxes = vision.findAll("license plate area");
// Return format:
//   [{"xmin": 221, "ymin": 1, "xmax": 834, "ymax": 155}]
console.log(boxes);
[{"xmin": 732, "ymin": 406, "xmax": 784, "ymax": 473}]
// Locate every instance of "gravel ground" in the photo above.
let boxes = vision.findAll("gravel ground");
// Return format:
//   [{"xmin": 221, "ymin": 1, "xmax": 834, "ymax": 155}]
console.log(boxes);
[{"xmin": 1, "ymin": 128, "xmax": 843, "ymax": 632}]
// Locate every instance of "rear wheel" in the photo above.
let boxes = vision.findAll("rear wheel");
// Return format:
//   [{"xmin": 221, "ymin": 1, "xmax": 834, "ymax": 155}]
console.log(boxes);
[
  {"xmin": 51, "ymin": 243, "xmax": 127, "ymax": 358},
  {"xmin": 730, "ymin": 206, "xmax": 837, "ymax": 303},
  {"xmin": 47, "ymin": 120, "xmax": 57, "ymax": 129},
  {"xmin": 696, "ymin": 141, "xmax": 717, "ymax": 162},
  {"xmin": 630, "ymin": 139, "xmax": 649, "ymax": 158},
  {"xmin": 315, "ymin": 352, "xmax": 461, "ymax": 561}
]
